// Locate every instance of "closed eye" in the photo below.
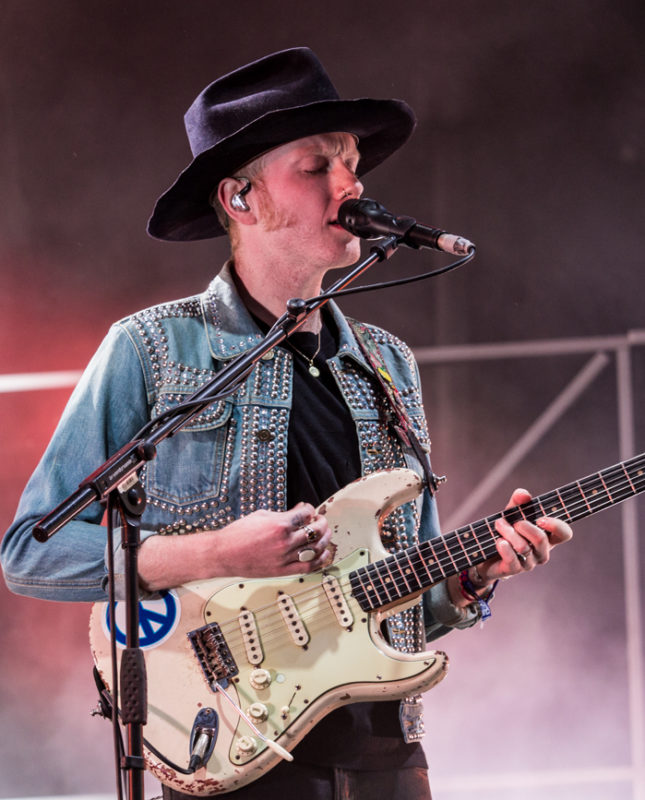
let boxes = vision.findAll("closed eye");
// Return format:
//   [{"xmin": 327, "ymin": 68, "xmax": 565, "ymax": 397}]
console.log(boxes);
[{"xmin": 303, "ymin": 158, "xmax": 330, "ymax": 175}]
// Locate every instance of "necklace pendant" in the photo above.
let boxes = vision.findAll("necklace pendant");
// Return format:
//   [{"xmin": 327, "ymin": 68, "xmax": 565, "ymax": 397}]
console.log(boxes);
[{"xmin": 308, "ymin": 364, "xmax": 321, "ymax": 378}]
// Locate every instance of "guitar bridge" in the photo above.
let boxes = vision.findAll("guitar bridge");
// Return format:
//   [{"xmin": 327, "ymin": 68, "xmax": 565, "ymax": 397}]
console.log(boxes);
[{"xmin": 188, "ymin": 622, "xmax": 239, "ymax": 690}]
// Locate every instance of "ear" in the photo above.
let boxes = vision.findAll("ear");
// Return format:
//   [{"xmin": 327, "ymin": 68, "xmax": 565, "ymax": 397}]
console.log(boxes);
[{"xmin": 217, "ymin": 177, "xmax": 258, "ymax": 226}]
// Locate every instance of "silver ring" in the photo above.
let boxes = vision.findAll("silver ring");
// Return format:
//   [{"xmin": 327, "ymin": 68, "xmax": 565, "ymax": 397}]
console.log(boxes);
[
  {"xmin": 298, "ymin": 548, "xmax": 316, "ymax": 563},
  {"xmin": 517, "ymin": 547, "xmax": 532, "ymax": 565},
  {"xmin": 302, "ymin": 525, "xmax": 318, "ymax": 544}
]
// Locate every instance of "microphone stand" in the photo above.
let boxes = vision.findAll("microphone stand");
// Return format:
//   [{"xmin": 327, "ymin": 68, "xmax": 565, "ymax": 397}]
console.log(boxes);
[{"xmin": 32, "ymin": 235, "xmax": 400, "ymax": 800}]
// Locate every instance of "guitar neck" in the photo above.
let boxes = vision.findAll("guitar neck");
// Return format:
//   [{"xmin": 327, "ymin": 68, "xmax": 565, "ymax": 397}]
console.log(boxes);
[{"xmin": 350, "ymin": 452, "xmax": 645, "ymax": 612}]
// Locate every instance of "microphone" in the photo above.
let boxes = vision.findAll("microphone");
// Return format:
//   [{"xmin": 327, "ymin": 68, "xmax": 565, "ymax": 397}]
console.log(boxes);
[{"xmin": 338, "ymin": 198, "xmax": 475, "ymax": 256}]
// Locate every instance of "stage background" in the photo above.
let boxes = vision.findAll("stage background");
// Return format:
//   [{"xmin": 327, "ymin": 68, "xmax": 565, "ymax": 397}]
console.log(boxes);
[{"xmin": 1, "ymin": 2, "xmax": 644, "ymax": 798}]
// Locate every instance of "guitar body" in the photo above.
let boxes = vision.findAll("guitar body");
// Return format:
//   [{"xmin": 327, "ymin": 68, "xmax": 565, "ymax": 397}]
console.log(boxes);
[{"xmin": 89, "ymin": 469, "xmax": 449, "ymax": 796}]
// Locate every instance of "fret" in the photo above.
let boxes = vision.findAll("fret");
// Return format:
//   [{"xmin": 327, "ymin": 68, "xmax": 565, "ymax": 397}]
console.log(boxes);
[
  {"xmin": 624, "ymin": 468, "xmax": 645, "ymax": 493},
  {"xmin": 576, "ymin": 475, "xmax": 606, "ymax": 510},
  {"xmin": 402, "ymin": 549, "xmax": 427, "ymax": 593},
  {"xmin": 372, "ymin": 554, "xmax": 398, "ymax": 599},
  {"xmin": 503, "ymin": 506, "xmax": 523, "ymax": 526},
  {"xmin": 626, "ymin": 460, "xmax": 645, "ymax": 489},
  {"xmin": 559, "ymin": 483, "xmax": 590, "ymax": 523},
  {"xmin": 426, "ymin": 538, "xmax": 449, "ymax": 578},
  {"xmin": 417, "ymin": 540, "xmax": 446, "ymax": 585},
  {"xmin": 454, "ymin": 527, "xmax": 476, "ymax": 567},
  {"xmin": 620, "ymin": 463, "xmax": 636, "ymax": 494},
  {"xmin": 611, "ymin": 464, "xmax": 635, "ymax": 493},
  {"xmin": 470, "ymin": 520, "xmax": 492, "ymax": 561},
  {"xmin": 515, "ymin": 497, "xmax": 543, "ymax": 525},
  {"xmin": 629, "ymin": 464, "xmax": 645, "ymax": 495},
  {"xmin": 349, "ymin": 452, "xmax": 645, "ymax": 614},
  {"xmin": 535, "ymin": 495, "xmax": 549, "ymax": 520},
  {"xmin": 557, "ymin": 483, "xmax": 582, "ymax": 521},
  {"xmin": 575, "ymin": 480, "xmax": 593, "ymax": 515},
  {"xmin": 610, "ymin": 463, "xmax": 645, "ymax": 501},
  {"xmin": 444, "ymin": 531, "xmax": 471, "ymax": 572},
  {"xmin": 390, "ymin": 548, "xmax": 425, "ymax": 598},
  {"xmin": 547, "ymin": 487, "xmax": 569, "ymax": 520},
  {"xmin": 375, "ymin": 556, "xmax": 396, "ymax": 603},
  {"xmin": 440, "ymin": 535, "xmax": 462, "ymax": 573},
  {"xmin": 598, "ymin": 473, "xmax": 614, "ymax": 504},
  {"xmin": 351, "ymin": 567, "xmax": 381, "ymax": 610},
  {"xmin": 364, "ymin": 561, "xmax": 393, "ymax": 606},
  {"xmin": 478, "ymin": 520, "xmax": 499, "ymax": 559},
  {"xmin": 410, "ymin": 545, "xmax": 438, "ymax": 589},
  {"xmin": 621, "ymin": 462, "xmax": 636, "ymax": 493},
  {"xmin": 391, "ymin": 551, "xmax": 413, "ymax": 595},
  {"xmin": 348, "ymin": 569, "xmax": 372, "ymax": 610},
  {"xmin": 470, "ymin": 520, "xmax": 497, "ymax": 562}
]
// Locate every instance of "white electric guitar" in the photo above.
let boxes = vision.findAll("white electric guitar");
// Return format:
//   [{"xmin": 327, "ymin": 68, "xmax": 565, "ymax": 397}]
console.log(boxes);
[{"xmin": 89, "ymin": 454, "xmax": 645, "ymax": 795}]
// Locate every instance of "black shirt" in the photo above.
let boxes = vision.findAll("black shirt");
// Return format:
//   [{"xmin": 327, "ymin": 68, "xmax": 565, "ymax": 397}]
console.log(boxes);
[{"xmin": 269, "ymin": 312, "xmax": 427, "ymax": 771}]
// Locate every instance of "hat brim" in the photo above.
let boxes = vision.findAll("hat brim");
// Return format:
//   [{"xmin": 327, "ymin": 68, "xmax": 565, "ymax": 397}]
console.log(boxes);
[{"xmin": 147, "ymin": 97, "xmax": 416, "ymax": 241}]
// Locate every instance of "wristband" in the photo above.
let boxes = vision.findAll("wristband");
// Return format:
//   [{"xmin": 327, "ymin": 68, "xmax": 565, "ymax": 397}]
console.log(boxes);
[{"xmin": 458, "ymin": 569, "xmax": 499, "ymax": 623}]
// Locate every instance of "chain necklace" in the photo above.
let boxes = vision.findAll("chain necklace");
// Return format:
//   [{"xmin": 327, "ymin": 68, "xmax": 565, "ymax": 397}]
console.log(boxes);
[{"xmin": 289, "ymin": 331, "xmax": 322, "ymax": 378}]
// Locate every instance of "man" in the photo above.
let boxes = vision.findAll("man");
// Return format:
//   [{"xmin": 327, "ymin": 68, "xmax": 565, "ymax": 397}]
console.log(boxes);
[{"xmin": 1, "ymin": 48, "xmax": 572, "ymax": 799}]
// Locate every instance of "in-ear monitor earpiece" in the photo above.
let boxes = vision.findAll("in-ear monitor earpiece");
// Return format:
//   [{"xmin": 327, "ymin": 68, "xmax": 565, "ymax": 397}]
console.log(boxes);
[{"xmin": 230, "ymin": 179, "xmax": 252, "ymax": 211}]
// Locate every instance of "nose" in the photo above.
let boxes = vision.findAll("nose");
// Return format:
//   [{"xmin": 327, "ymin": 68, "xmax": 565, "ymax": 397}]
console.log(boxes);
[{"xmin": 332, "ymin": 161, "xmax": 363, "ymax": 200}]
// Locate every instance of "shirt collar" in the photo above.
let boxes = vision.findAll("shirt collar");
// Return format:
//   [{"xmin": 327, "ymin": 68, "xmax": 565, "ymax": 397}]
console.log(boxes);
[{"xmin": 201, "ymin": 261, "xmax": 370, "ymax": 371}]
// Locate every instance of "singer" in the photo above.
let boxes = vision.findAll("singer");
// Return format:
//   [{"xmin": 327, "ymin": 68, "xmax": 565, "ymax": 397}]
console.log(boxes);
[{"xmin": 1, "ymin": 48, "xmax": 572, "ymax": 799}]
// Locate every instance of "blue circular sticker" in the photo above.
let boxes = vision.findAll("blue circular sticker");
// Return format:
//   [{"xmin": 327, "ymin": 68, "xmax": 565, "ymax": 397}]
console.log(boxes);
[{"xmin": 103, "ymin": 590, "xmax": 181, "ymax": 650}]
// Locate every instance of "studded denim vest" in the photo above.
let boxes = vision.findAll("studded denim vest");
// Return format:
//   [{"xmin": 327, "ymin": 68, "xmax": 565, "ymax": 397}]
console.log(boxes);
[
  {"xmin": 6, "ymin": 263, "xmax": 480, "ymax": 678},
  {"xmin": 117, "ymin": 265, "xmax": 433, "ymax": 654}
]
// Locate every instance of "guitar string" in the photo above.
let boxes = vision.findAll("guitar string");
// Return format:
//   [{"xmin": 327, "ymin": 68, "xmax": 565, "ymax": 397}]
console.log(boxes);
[
  {"xmin": 218, "ymin": 463, "xmax": 645, "ymax": 655},
  {"xmin": 251, "ymin": 460, "xmax": 645, "ymax": 618},
  {"xmin": 222, "ymin": 590, "xmax": 351, "ymax": 661},
  {"xmin": 217, "ymin": 504, "xmax": 642, "ymax": 660},
  {"xmin": 348, "ymin": 463, "xmax": 645, "ymax": 606},
  {"xmin": 206, "ymin": 464, "xmax": 645, "ymax": 656},
  {"xmin": 212, "ymin": 462, "xmax": 645, "ymax": 652}
]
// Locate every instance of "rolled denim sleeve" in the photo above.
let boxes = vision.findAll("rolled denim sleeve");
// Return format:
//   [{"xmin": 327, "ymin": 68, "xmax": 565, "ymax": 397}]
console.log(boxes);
[{"xmin": 1, "ymin": 324, "xmax": 151, "ymax": 602}]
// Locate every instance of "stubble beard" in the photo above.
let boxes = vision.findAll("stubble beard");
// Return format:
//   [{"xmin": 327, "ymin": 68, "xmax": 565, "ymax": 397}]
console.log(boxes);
[
  {"xmin": 255, "ymin": 181, "xmax": 298, "ymax": 232},
  {"xmin": 255, "ymin": 182, "xmax": 360, "ymax": 272}
]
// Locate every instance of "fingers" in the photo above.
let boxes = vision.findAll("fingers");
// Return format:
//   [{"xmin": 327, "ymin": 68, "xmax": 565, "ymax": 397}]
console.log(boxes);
[
  {"xmin": 269, "ymin": 503, "xmax": 333, "ymax": 574},
  {"xmin": 287, "ymin": 502, "xmax": 317, "ymax": 530},
  {"xmin": 492, "ymin": 487, "xmax": 572, "ymax": 578},
  {"xmin": 536, "ymin": 515, "xmax": 572, "ymax": 545},
  {"xmin": 219, "ymin": 505, "xmax": 334, "ymax": 578},
  {"xmin": 507, "ymin": 488, "xmax": 532, "ymax": 507}
]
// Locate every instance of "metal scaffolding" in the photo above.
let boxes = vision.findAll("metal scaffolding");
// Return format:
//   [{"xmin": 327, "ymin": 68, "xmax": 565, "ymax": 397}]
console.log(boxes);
[{"xmin": 415, "ymin": 329, "xmax": 645, "ymax": 799}]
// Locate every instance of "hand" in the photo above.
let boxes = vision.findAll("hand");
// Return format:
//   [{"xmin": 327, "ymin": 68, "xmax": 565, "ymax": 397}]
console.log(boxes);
[
  {"xmin": 214, "ymin": 502, "xmax": 334, "ymax": 578},
  {"xmin": 476, "ymin": 488, "xmax": 573, "ymax": 584},
  {"xmin": 138, "ymin": 502, "xmax": 334, "ymax": 591}
]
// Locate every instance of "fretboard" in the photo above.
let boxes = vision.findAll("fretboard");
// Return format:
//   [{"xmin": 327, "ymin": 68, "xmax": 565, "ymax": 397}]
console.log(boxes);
[{"xmin": 349, "ymin": 452, "xmax": 645, "ymax": 612}]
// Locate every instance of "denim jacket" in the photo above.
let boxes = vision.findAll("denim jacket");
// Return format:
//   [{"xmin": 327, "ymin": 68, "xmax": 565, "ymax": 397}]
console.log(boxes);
[{"xmin": 2, "ymin": 264, "xmax": 478, "ymax": 639}]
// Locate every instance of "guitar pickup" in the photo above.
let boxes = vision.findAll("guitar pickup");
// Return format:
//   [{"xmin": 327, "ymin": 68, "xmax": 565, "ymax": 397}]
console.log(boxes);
[
  {"xmin": 239, "ymin": 609, "xmax": 264, "ymax": 665},
  {"xmin": 322, "ymin": 574, "xmax": 353, "ymax": 629},
  {"xmin": 188, "ymin": 622, "xmax": 239, "ymax": 690},
  {"xmin": 277, "ymin": 592, "xmax": 309, "ymax": 647}
]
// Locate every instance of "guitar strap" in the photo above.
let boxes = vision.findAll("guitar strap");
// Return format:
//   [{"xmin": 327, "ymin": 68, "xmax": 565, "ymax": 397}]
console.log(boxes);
[
  {"xmin": 348, "ymin": 320, "xmax": 438, "ymax": 743},
  {"xmin": 348, "ymin": 320, "xmax": 442, "ymax": 496}
]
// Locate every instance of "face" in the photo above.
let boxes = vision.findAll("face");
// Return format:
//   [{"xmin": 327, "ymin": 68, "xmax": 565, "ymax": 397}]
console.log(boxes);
[{"xmin": 247, "ymin": 132, "xmax": 364, "ymax": 274}]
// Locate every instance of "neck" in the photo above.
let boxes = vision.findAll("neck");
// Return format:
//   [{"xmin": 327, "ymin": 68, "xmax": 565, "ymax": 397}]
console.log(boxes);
[{"xmin": 231, "ymin": 251, "xmax": 325, "ymax": 333}]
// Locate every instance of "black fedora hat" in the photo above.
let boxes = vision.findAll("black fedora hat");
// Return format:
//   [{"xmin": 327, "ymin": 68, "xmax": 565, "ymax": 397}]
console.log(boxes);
[{"xmin": 147, "ymin": 47, "xmax": 416, "ymax": 241}]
